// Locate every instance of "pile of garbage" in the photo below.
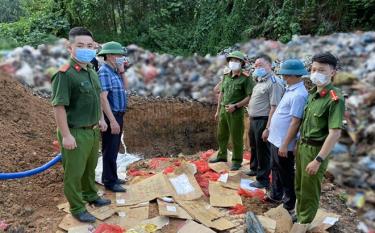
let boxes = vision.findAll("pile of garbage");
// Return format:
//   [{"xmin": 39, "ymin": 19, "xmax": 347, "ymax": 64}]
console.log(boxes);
[
  {"xmin": 55, "ymin": 149, "xmax": 344, "ymax": 233},
  {"xmin": 0, "ymin": 32, "xmax": 374, "ymax": 103}
]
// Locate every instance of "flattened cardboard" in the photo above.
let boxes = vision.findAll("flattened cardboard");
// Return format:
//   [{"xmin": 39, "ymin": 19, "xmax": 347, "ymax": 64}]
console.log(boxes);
[
  {"xmin": 177, "ymin": 220, "xmax": 216, "ymax": 233},
  {"xmin": 308, "ymin": 209, "xmax": 340, "ymax": 232},
  {"xmin": 57, "ymin": 202, "xmax": 70, "ymax": 214},
  {"xmin": 208, "ymin": 162, "xmax": 230, "ymax": 173},
  {"xmin": 176, "ymin": 199, "xmax": 235, "ymax": 231},
  {"xmin": 257, "ymin": 215, "xmax": 277, "ymax": 233},
  {"xmin": 106, "ymin": 203, "xmax": 150, "ymax": 229},
  {"xmin": 264, "ymin": 205, "xmax": 293, "ymax": 233},
  {"xmin": 67, "ymin": 225, "xmax": 91, "ymax": 233},
  {"xmin": 117, "ymin": 173, "xmax": 174, "ymax": 206},
  {"xmin": 88, "ymin": 205, "xmax": 115, "ymax": 221},
  {"xmin": 141, "ymin": 216, "xmax": 170, "ymax": 230},
  {"xmin": 157, "ymin": 199, "xmax": 192, "ymax": 219},
  {"xmin": 58, "ymin": 214, "xmax": 90, "ymax": 232},
  {"xmin": 209, "ymin": 182, "xmax": 242, "ymax": 207},
  {"xmin": 167, "ymin": 165, "xmax": 204, "ymax": 201},
  {"xmin": 220, "ymin": 172, "xmax": 242, "ymax": 190},
  {"xmin": 289, "ymin": 223, "xmax": 309, "ymax": 233}
]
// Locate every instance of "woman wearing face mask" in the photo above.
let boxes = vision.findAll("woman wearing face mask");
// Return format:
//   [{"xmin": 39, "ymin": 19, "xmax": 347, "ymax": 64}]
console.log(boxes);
[
  {"xmin": 295, "ymin": 52, "xmax": 345, "ymax": 224},
  {"xmin": 209, "ymin": 51, "xmax": 255, "ymax": 171},
  {"xmin": 97, "ymin": 41, "xmax": 128, "ymax": 192}
]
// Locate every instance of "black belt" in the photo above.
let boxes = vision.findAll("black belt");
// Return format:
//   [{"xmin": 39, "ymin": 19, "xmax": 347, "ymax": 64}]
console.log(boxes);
[
  {"xmin": 250, "ymin": 116, "xmax": 268, "ymax": 120},
  {"xmin": 300, "ymin": 138, "xmax": 324, "ymax": 147}
]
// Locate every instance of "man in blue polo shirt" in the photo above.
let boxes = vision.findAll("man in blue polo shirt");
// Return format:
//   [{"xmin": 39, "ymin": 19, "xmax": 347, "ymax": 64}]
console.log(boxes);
[
  {"xmin": 267, "ymin": 59, "xmax": 308, "ymax": 220},
  {"xmin": 98, "ymin": 41, "xmax": 128, "ymax": 192}
]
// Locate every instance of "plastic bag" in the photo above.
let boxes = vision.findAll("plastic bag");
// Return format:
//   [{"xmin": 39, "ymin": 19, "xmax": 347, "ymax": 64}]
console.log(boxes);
[
  {"xmin": 94, "ymin": 223, "xmax": 123, "ymax": 233},
  {"xmin": 229, "ymin": 204, "xmax": 247, "ymax": 215},
  {"xmin": 128, "ymin": 168, "xmax": 154, "ymax": 177},
  {"xmin": 149, "ymin": 157, "xmax": 170, "ymax": 169},
  {"xmin": 200, "ymin": 149, "xmax": 215, "ymax": 160},
  {"xmin": 163, "ymin": 166, "xmax": 175, "ymax": 174},
  {"xmin": 195, "ymin": 171, "xmax": 220, "ymax": 196},
  {"xmin": 192, "ymin": 160, "xmax": 210, "ymax": 173},
  {"xmin": 238, "ymin": 188, "xmax": 265, "ymax": 201}
]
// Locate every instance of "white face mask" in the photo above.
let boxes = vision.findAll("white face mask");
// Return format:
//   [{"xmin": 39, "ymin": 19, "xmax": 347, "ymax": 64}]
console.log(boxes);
[
  {"xmin": 228, "ymin": 61, "xmax": 241, "ymax": 71},
  {"xmin": 310, "ymin": 72, "xmax": 330, "ymax": 86}
]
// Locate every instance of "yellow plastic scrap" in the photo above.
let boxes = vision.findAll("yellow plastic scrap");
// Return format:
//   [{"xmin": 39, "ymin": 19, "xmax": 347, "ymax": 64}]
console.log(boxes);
[{"xmin": 143, "ymin": 224, "xmax": 158, "ymax": 233}]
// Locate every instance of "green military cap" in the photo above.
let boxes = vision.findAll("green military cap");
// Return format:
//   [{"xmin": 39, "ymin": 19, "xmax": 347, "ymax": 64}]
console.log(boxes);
[
  {"xmin": 278, "ymin": 59, "xmax": 308, "ymax": 76},
  {"xmin": 97, "ymin": 41, "xmax": 125, "ymax": 56},
  {"xmin": 226, "ymin": 51, "xmax": 246, "ymax": 63}
]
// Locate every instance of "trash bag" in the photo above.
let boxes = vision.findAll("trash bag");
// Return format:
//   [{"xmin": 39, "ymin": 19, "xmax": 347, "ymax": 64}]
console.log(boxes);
[
  {"xmin": 229, "ymin": 204, "xmax": 247, "ymax": 215},
  {"xmin": 192, "ymin": 160, "xmax": 210, "ymax": 173},
  {"xmin": 128, "ymin": 168, "xmax": 154, "ymax": 177},
  {"xmin": 238, "ymin": 188, "xmax": 265, "ymax": 201},
  {"xmin": 200, "ymin": 149, "xmax": 215, "ymax": 160},
  {"xmin": 94, "ymin": 223, "xmax": 124, "ymax": 233},
  {"xmin": 148, "ymin": 157, "xmax": 170, "ymax": 169}
]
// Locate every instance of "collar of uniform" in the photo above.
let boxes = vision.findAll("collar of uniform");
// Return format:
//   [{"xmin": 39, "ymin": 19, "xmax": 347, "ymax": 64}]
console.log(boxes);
[
  {"xmin": 286, "ymin": 81, "xmax": 304, "ymax": 91},
  {"xmin": 254, "ymin": 73, "xmax": 271, "ymax": 82},
  {"xmin": 229, "ymin": 70, "xmax": 242, "ymax": 78},
  {"xmin": 69, "ymin": 57, "xmax": 92, "ymax": 72},
  {"xmin": 310, "ymin": 83, "xmax": 334, "ymax": 98}
]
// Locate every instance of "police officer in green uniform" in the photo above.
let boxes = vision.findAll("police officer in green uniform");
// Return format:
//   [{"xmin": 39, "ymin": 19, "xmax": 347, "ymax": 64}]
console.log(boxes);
[
  {"xmin": 209, "ymin": 51, "xmax": 255, "ymax": 170},
  {"xmin": 296, "ymin": 52, "xmax": 344, "ymax": 223},
  {"xmin": 51, "ymin": 27, "xmax": 111, "ymax": 223}
]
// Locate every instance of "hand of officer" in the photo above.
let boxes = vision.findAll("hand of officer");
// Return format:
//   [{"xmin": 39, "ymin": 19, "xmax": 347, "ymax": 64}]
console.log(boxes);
[
  {"xmin": 110, "ymin": 120, "xmax": 121, "ymax": 134},
  {"xmin": 306, "ymin": 160, "xmax": 320, "ymax": 175},
  {"xmin": 278, "ymin": 144, "xmax": 288, "ymax": 157},
  {"xmin": 225, "ymin": 104, "xmax": 236, "ymax": 113},
  {"xmin": 261, "ymin": 129, "xmax": 269, "ymax": 142},
  {"xmin": 99, "ymin": 120, "xmax": 108, "ymax": 132},
  {"xmin": 62, "ymin": 134, "xmax": 77, "ymax": 150},
  {"xmin": 215, "ymin": 110, "xmax": 219, "ymax": 121}
]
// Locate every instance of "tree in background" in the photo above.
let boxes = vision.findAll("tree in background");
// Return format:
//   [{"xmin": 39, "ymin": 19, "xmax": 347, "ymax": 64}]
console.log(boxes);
[{"xmin": 0, "ymin": 0, "xmax": 374, "ymax": 55}]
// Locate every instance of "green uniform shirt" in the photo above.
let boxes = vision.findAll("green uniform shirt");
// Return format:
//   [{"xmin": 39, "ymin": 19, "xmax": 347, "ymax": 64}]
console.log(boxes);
[
  {"xmin": 220, "ymin": 70, "xmax": 254, "ymax": 105},
  {"xmin": 51, "ymin": 58, "xmax": 101, "ymax": 128},
  {"xmin": 300, "ymin": 83, "xmax": 345, "ymax": 141}
]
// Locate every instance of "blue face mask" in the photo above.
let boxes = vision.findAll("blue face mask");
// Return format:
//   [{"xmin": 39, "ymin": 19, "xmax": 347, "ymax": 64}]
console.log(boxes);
[
  {"xmin": 252, "ymin": 68, "xmax": 268, "ymax": 77},
  {"xmin": 75, "ymin": 48, "xmax": 96, "ymax": 63},
  {"xmin": 115, "ymin": 56, "xmax": 126, "ymax": 66}
]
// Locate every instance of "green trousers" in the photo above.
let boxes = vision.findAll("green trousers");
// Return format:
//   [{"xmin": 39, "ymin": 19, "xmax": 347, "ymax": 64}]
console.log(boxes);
[
  {"xmin": 57, "ymin": 127, "xmax": 100, "ymax": 215},
  {"xmin": 295, "ymin": 141, "xmax": 329, "ymax": 224},
  {"xmin": 217, "ymin": 106, "xmax": 244, "ymax": 165}
]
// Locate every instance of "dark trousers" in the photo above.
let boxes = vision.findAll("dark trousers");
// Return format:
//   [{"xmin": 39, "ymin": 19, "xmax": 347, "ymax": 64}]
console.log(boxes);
[
  {"xmin": 101, "ymin": 112, "xmax": 124, "ymax": 188},
  {"xmin": 249, "ymin": 117, "xmax": 271, "ymax": 185},
  {"xmin": 270, "ymin": 143, "xmax": 296, "ymax": 211}
]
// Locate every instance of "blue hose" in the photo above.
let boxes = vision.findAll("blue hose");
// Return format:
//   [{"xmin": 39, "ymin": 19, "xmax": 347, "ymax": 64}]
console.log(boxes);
[{"xmin": 0, "ymin": 153, "xmax": 62, "ymax": 180}]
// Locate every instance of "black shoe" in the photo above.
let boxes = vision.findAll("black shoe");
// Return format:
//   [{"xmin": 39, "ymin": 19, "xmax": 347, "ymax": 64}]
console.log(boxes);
[
  {"xmin": 230, "ymin": 163, "xmax": 242, "ymax": 171},
  {"xmin": 264, "ymin": 191, "xmax": 282, "ymax": 204},
  {"xmin": 209, "ymin": 157, "xmax": 227, "ymax": 163},
  {"xmin": 116, "ymin": 179, "xmax": 126, "ymax": 185},
  {"xmin": 249, "ymin": 181, "xmax": 269, "ymax": 189},
  {"xmin": 89, "ymin": 198, "xmax": 111, "ymax": 207},
  {"xmin": 73, "ymin": 211, "xmax": 96, "ymax": 223},
  {"xmin": 288, "ymin": 209, "xmax": 297, "ymax": 223},
  {"xmin": 245, "ymin": 170, "xmax": 257, "ymax": 176},
  {"xmin": 105, "ymin": 184, "xmax": 127, "ymax": 193}
]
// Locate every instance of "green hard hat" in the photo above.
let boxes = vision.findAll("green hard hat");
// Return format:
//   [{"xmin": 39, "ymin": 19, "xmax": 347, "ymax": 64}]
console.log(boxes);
[
  {"xmin": 98, "ymin": 41, "xmax": 125, "ymax": 56},
  {"xmin": 278, "ymin": 59, "xmax": 308, "ymax": 76},
  {"xmin": 226, "ymin": 51, "xmax": 245, "ymax": 62}
]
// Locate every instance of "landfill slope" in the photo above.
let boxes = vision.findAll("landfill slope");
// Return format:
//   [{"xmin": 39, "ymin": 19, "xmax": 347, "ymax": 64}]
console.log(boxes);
[
  {"xmin": 124, "ymin": 95, "xmax": 217, "ymax": 156},
  {"xmin": 0, "ymin": 73, "xmax": 65, "ymax": 232}
]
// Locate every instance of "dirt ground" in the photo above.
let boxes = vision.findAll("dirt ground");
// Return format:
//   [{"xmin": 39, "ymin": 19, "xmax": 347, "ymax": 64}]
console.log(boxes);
[{"xmin": 0, "ymin": 74, "xmax": 359, "ymax": 232}]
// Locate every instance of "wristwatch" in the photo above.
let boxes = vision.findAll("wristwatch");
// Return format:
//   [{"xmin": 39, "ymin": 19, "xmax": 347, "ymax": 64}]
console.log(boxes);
[{"xmin": 315, "ymin": 155, "xmax": 324, "ymax": 163}]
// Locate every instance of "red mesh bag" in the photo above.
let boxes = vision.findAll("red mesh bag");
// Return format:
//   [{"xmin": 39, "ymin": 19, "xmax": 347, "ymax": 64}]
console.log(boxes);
[
  {"xmin": 229, "ymin": 204, "xmax": 247, "ymax": 215},
  {"xmin": 94, "ymin": 223, "xmax": 123, "ymax": 233},
  {"xmin": 200, "ymin": 149, "xmax": 215, "ymax": 160},
  {"xmin": 237, "ymin": 188, "xmax": 265, "ymax": 201}
]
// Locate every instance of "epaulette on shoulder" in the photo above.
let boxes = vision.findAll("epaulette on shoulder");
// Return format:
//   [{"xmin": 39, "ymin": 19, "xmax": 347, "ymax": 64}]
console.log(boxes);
[
  {"xmin": 242, "ymin": 70, "xmax": 250, "ymax": 77},
  {"xmin": 329, "ymin": 90, "xmax": 339, "ymax": 102},
  {"xmin": 59, "ymin": 64, "xmax": 70, "ymax": 73},
  {"xmin": 223, "ymin": 67, "xmax": 231, "ymax": 75},
  {"xmin": 270, "ymin": 76, "xmax": 276, "ymax": 83}
]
